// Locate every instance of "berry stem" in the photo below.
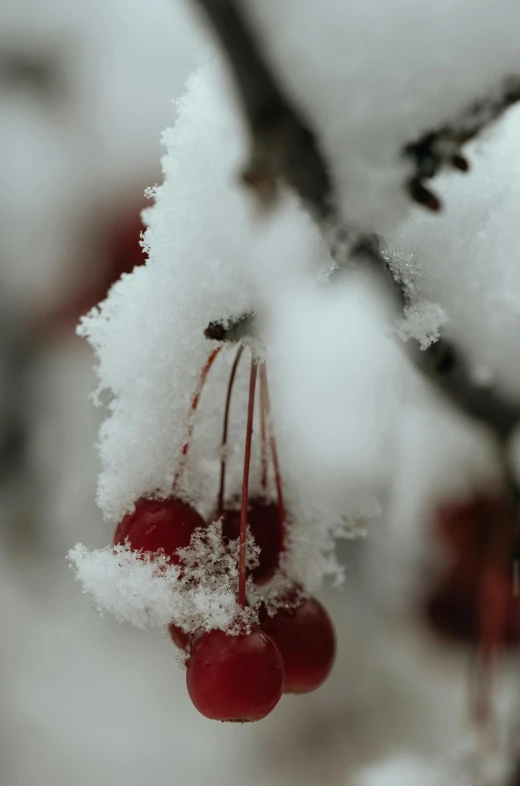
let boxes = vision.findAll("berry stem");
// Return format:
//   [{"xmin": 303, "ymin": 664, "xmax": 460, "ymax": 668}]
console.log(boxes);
[
  {"xmin": 173, "ymin": 346, "xmax": 222, "ymax": 491},
  {"xmin": 239, "ymin": 356, "xmax": 258, "ymax": 608},
  {"xmin": 218, "ymin": 344, "xmax": 244, "ymax": 516},
  {"xmin": 473, "ymin": 504, "xmax": 511, "ymax": 739},
  {"xmin": 261, "ymin": 364, "xmax": 286, "ymax": 547},
  {"xmin": 259, "ymin": 363, "xmax": 268, "ymax": 494}
]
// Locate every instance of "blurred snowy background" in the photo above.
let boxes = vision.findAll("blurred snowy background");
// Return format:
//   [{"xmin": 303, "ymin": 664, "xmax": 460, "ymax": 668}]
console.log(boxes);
[{"xmin": 2, "ymin": 1, "xmax": 520, "ymax": 785}]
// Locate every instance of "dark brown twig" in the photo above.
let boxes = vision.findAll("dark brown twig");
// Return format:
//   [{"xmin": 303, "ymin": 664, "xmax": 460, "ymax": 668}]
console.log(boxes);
[
  {"xmin": 192, "ymin": 0, "xmax": 333, "ymax": 218},
  {"xmin": 403, "ymin": 76, "xmax": 520, "ymax": 212},
  {"xmin": 204, "ymin": 312, "xmax": 256, "ymax": 343}
]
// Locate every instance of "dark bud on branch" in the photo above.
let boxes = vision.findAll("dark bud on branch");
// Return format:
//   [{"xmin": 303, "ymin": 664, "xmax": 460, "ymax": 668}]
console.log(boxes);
[
  {"xmin": 204, "ymin": 312, "xmax": 256, "ymax": 343},
  {"xmin": 403, "ymin": 76, "xmax": 520, "ymax": 211}
]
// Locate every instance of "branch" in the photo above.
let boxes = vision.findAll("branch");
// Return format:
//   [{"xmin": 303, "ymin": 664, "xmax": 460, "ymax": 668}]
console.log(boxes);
[
  {"xmin": 418, "ymin": 339, "xmax": 520, "ymax": 440},
  {"xmin": 192, "ymin": 0, "xmax": 333, "ymax": 218},
  {"xmin": 379, "ymin": 240, "xmax": 520, "ymax": 439},
  {"xmin": 204, "ymin": 312, "xmax": 256, "ymax": 342},
  {"xmin": 403, "ymin": 76, "xmax": 520, "ymax": 212},
  {"xmin": 195, "ymin": 0, "xmax": 520, "ymax": 442}
]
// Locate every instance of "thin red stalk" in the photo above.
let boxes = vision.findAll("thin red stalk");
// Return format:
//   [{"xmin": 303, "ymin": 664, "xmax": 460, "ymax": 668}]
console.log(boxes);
[
  {"xmin": 261, "ymin": 365, "xmax": 286, "ymax": 547},
  {"xmin": 218, "ymin": 344, "xmax": 244, "ymax": 516},
  {"xmin": 259, "ymin": 364, "xmax": 268, "ymax": 494},
  {"xmin": 173, "ymin": 346, "xmax": 221, "ymax": 491},
  {"xmin": 239, "ymin": 357, "xmax": 258, "ymax": 608},
  {"xmin": 473, "ymin": 512, "xmax": 510, "ymax": 733}
]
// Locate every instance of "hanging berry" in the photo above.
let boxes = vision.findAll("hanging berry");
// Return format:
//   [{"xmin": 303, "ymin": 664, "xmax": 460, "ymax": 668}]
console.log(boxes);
[
  {"xmin": 113, "ymin": 348, "xmax": 220, "ymax": 563},
  {"xmin": 186, "ymin": 628, "xmax": 284, "ymax": 721},
  {"xmin": 218, "ymin": 356, "xmax": 284, "ymax": 584},
  {"xmin": 114, "ymin": 496, "xmax": 205, "ymax": 563},
  {"xmin": 222, "ymin": 501, "xmax": 283, "ymax": 584},
  {"xmin": 260, "ymin": 592, "xmax": 336, "ymax": 694}
]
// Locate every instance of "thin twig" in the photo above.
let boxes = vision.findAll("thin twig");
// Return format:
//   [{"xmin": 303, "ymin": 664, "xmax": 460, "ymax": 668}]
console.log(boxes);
[
  {"xmin": 173, "ymin": 346, "xmax": 222, "ymax": 491},
  {"xmin": 259, "ymin": 362, "xmax": 268, "ymax": 494},
  {"xmin": 218, "ymin": 344, "xmax": 244, "ymax": 515},
  {"xmin": 239, "ymin": 356, "xmax": 258, "ymax": 607},
  {"xmin": 261, "ymin": 364, "xmax": 286, "ymax": 548}
]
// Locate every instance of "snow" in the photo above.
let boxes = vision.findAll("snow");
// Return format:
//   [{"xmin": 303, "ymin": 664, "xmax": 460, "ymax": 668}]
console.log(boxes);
[
  {"xmin": 79, "ymin": 64, "xmax": 255, "ymax": 524},
  {"xmin": 395, "ymin": 302, "xmax": 448, "ymax": 350},
  {"xmin": 69, "ymin": 521, "xmax": 257, "ymax": 634}
]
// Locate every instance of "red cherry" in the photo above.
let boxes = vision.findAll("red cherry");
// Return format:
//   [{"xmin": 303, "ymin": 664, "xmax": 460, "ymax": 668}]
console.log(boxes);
[
  {"xmin": 169, "ymin": 623, "xmax": 191, "ymax": 650},
  {"xmin": 260, "ymin": 595, "xmax": 336, "ymax": 694},
  {"xmin": 186, "ymin": 628, "xmax": 284, "ymax": 722},
  {"xmin": 222, "ymin": 499, "xmax": 283, "ymax": 584},
  {"xmin": 114, "ymin": 497, "xmax": 204, "ymax": 564}
]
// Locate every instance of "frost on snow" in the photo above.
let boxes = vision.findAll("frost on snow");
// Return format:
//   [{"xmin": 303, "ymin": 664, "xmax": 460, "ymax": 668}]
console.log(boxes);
[{"xmin": 395, "ymin": 302, "xmax": 448, "ymax": 350}]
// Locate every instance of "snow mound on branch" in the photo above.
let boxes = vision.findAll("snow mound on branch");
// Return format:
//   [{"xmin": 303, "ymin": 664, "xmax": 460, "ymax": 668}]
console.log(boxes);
[
  {"xmin": 242, "ymin": 0, "xmax": 520, "ymax": 229},
  {"xmin": 68, "ymin": 521, "xmax": 257, "ymax": 634},
  {"xmin": 390, "ymin": 105, "xmax": 520, "ymax": 399}
]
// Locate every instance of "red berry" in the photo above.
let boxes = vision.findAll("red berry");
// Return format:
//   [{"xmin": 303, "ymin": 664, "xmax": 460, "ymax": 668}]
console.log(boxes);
[
  {"xmin": 423, "ymin": 493, "xmax": 520, "ymax": 648},
  {"xmin": 424, "ymin": 560, "xmax": 520, "ymax": 648},
  {"xmin": 114, "ymin": 497, "xmax": 204, "ymax": 564},
  {"xmin": 222, "ymin": 500, "xmax": 283, "ymax": 584},
  {"xmin": 186, "ymin": 628, "xmax": 284, "ymax": 722},
  {"xmin": 424, "ymin": 566, "xmax": 480, "ymax": 644},
  {"xmin": 169, "ymin": 623, "xmax": 191, "ymax": 650},
  {"xmin": 39, "ymin": 204, "xmax": 146, "ymax": 337},
  {"xmin": 260, "ymin": 595, "xmax": 336, "ymax": 694}
]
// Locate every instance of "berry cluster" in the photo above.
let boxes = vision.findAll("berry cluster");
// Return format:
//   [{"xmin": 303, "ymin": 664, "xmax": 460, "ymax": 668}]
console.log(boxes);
[{"xmin": 113, "ymin": 344, "xmax": 336, "ymax": 722}]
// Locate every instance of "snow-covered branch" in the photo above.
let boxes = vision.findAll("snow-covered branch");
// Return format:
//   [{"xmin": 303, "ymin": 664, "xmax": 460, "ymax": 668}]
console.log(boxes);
[{"xmin": 193, "ymin": 0, "xmax": 520, "ymax": 446}]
